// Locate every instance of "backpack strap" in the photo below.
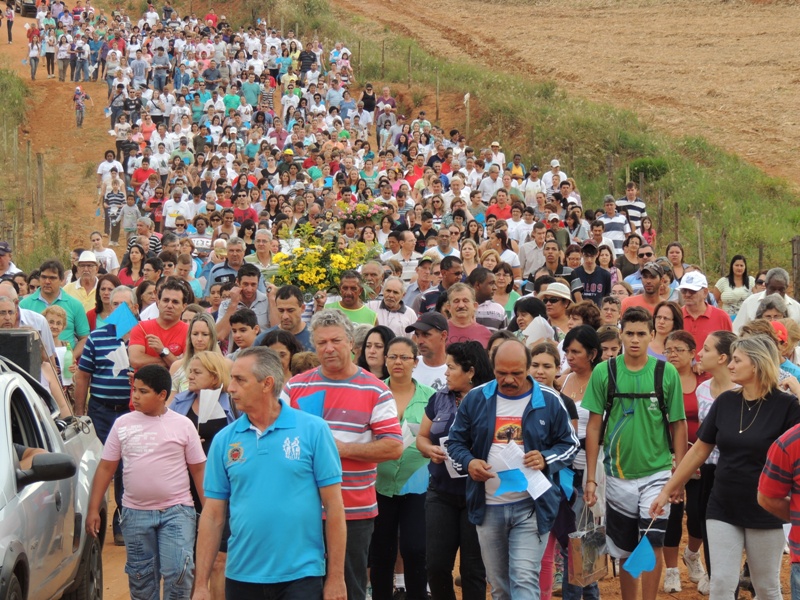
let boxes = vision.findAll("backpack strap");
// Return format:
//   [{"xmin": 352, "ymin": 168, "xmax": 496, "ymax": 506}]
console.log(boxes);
[
  {"xmin": 654, "ymin": 359, "xmax": 673, "ymax": 453},
  {"xmin": 598, "ymin": 357, "xmax": 617, "ymax": 445}
]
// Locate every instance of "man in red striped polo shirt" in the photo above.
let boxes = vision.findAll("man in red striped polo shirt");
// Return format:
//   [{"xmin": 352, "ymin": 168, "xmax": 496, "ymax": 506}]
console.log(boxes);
[{"xmin": 283, "ymin": 309, "xmax": 403, "ymax": 600}]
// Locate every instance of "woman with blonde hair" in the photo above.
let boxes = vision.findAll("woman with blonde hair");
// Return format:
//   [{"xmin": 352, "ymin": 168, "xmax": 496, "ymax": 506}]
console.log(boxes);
[
  {"xmin": 170, "ymin": 312, "xmax": 223, "ymax": 397},
  {"xmin": 479, "ymin": 248, "xmax": 501, "ymax": 271},
  {"xmin": 460, "ymin": 238, "xmax": 480, "ymax": 277},
  {"xmin": 170, "ymin": 349, "xmax": 236, "ymax": 600},
  {"xmin": 651, "ymin": 335, "xmax": 800, "ymax": 600}
]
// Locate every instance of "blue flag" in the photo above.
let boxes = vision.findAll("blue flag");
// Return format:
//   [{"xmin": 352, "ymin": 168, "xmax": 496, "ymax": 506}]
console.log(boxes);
[
  {"xmin": 105, "ymin": 302, "xmax": 138, "ymax": 339},
  {"xmin": 560, "ymin": 466, "xmax": 574, "ymax": 500},
  {"xmin": 297, "ymin": 391, "xmax": 325, "ymax": 417},
  {"xmin": 495, "ymin": 469, "xmax": 528, "ymax": 495},
  {"xmin": 622, "ymin": 536, "xmax": 656, "ymax": 579}
]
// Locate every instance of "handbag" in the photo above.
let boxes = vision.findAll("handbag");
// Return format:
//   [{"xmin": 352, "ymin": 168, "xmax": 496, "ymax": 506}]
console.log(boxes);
[{"xmin": 567, "ymin": 505, "xmax": 608, "ymax": 587}]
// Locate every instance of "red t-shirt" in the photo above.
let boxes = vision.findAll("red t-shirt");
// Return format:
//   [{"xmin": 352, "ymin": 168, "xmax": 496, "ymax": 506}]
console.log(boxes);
[
  {"xmin": 234, "ymin": 207, "xmax": 258, "ymax": 223},
  {"xmin": 486, "ymin": 204, "xmax": 512, "ymax": 220},
  {"xmin": 682, "ymin": 305, "xmax": 732, "ymax": 356},
  {"xmin": 129, "ymin": 318, "xmax": 189, "ymax": 363},
  {"xmin": 621, "ymin": 294, "xmax": 660, "ymax": 315}
]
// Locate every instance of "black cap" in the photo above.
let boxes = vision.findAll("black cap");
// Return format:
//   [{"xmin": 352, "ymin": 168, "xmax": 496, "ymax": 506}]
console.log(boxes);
[{"xmin": 405, "ymin": 312, "xmax": 449, "ymax": 334}]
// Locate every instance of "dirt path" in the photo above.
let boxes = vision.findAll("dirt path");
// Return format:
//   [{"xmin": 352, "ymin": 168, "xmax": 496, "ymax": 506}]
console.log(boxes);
[
  {"xmin": 1, "ymin": 16, "xmax": 109, "ymax": 254},
  {"xmin": 330, "ymin": 0, "xmax": 800, "ymax": 186}
]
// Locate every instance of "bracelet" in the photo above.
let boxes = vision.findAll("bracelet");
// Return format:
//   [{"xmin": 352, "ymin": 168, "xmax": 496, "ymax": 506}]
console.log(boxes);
[{"xmin": 585, "ymin": 480, "xmax": 597, "ymax": 486}]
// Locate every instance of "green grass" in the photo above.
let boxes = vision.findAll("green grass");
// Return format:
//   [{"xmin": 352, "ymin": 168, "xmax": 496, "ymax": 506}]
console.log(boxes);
[{"xmin": 254, "ymin": 0, "xmax": 800, "ymax": 273}]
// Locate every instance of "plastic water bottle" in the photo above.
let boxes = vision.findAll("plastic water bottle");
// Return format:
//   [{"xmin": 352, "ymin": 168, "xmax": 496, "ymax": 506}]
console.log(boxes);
[{"xmin": 62, "ymin": 342, "xmax": 74, "ymax": 385}]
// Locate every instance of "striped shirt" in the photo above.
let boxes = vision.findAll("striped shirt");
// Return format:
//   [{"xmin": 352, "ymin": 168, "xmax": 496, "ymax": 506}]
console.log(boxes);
[
  {"xmin": 597, "ymin": 213, "xmax": 631, "ymax": 255},
  {"xmin": 760, "ymin": 423, "xmax": 800, "ymax": 562},
  {"xmin": 78, "ymin": 324, "xmax": 132, "ymax": 406},
  {"xmin": 616, "ymin": 197, "xmax": 647, "ymax": 230},
  {"xmin": 282, "ymin": 367, "xmax": 403, "ymax": 519}
]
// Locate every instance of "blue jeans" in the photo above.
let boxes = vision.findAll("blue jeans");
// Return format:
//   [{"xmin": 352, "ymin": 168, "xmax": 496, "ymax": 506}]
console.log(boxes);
[
  {"xmin": 476, "ymin": 498, "xmax": 548, "ymax": 600},
  {"xmin": 153, "ymin": 71, "xmax": 167, "ymax": 91},
  {"xmin": 120, "ymin": 504, "xmax": 196, "ymax": 600},
  {"xmin": 792, "ymin": 562, "xmax": 800, "ymax": 600},
  {"xmin": 225, "ymin": 576, "xmax": 323, "ymax": 599}
]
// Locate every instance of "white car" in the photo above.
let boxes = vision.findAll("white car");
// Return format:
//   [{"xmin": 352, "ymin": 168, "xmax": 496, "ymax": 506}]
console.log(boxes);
[{"xmin": 0, "ymin": 356, "xmax": 106, "ymax": 600}]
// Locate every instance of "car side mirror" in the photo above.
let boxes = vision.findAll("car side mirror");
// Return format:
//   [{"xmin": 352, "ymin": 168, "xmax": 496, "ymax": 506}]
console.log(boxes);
[{"xmin": 16, "ymin": 453, "xmax": 77, "ymax": 489}]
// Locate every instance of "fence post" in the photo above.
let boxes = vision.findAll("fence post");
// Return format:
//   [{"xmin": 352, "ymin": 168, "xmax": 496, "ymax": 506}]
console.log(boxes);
[
  {"xmin": 639, "ymin": 171, "xmax": 645, "ymax": 199},
  {"xmin": 435, "ymin": 67, "xmax": 440, "ymax": 125},
  {"xmin": 656, "ymin": 190, "xmax": 664, "ymax": 246},
  {"xmin": 36, "ymin": 153, "xmax": 45, "ymax": 220},
  {"xmin": 673, "ymin": 202, "xmax": 679, "ymax": 242},
  {"xmin": 12, "ymin": 127, "xmax": 18, "ymax": 177},
  {"xmin": 758, "ymin": 243, "xmax": 765, "ymax": 272},
  {"xmin": 793, "ymin": 237, "xmax": 800, "ymax": 301},
  {"xmin": 407, "ymin": 45, "xmax": 412, "ymax": 89},
  {"xmin": 569, "ymin": 142, "xmax": 575, "ymax": 177},
  {"xmin": 381, "ymin": 40, "xmax": 385, "ymax": 79},
  {"xmin": 696, "ymin": 211, "xmax": 705, "ymax": 273},
  {"xmin": 606, "ymin": 154, "xmax": 614, "ymax": 194},
  {"xmin": 719, "ymin": 228, "xmax": 727, "ymax": 276},
  {"xmin": 625, "ymin": 165, "xmax": 630, "ymax": 185},
  {"xmin": 357, "ymin": 41, "xmax": 362, "ymax": 77},
  {"xmin": 280, "ymin": 16, "xmax": 284, "ymax": 35},
  {"xmin": 26, "ymin": 140, "xmax": 32, "ymax": 215},
  {"xmin": 465, "ymin": 94, "xmax": 470, "ymax": 139}
]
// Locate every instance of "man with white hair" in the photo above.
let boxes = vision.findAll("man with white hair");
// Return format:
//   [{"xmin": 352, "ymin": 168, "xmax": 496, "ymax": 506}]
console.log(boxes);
[
  {"xmin": 64, "ymin": 250, "xmax": 100, "ymax": 311},
  {"xmin": 368, "ymin": 277, "xmax": 417, "ymax": 337},
  {"xmin": 733, "ymin": 267, "xmax": 800, "ymax": 333}
]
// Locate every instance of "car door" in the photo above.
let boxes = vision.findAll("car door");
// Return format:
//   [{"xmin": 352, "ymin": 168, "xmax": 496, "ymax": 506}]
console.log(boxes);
[{"xmin": 9, "ymin": 385, "xmax": 75, "ymax": 599}]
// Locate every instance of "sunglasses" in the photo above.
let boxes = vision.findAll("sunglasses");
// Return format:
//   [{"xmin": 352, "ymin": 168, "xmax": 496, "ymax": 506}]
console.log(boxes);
[
  {"xmin": 756, "ymin": 279, "xmax": 765, "ymax": 285},
  {"xmin": 542, "ymin": 297, "xmax": 564, "ymax": 304},
  {"xmin": 638, "ymin": 252, "xmax": 654, "ymax": 258}
]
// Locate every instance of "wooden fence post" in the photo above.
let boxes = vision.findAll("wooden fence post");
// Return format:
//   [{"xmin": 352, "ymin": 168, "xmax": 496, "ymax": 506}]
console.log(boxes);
[
  {"xmin": 793, "ymin": 237, "xmax": 800, "ymax": 301},
  {"xmin": 381, "ymin": 40, "xmax": 385, "ymax": 79},
  {"xmin": 357, "ymin": 41, "xmax": 362, "ymax": 77},
  {"xmin": 26, "ymin": 140, "xmax": 32, "ymax": 221},
  {"xmin": 407, "ymin": 45, "xmax": 412, "ymax": 89},
  {"xmin": 719, "ymin": 228, "xmax": 727, "ymax": 276},
  {"xmin": 656, "ymin": 190, "xmax": 664, "ymax": 246},
  {"xmin": 606, "ymin": 154, "xmax": 614, "ymax": 194},
  {"xmin": 435, "ymin": 67, "xmax": 440, "ymax": 125},
  {"xmin": 758, "ymin": 243, "xmax": 765, "ymax": 272},
  {"xmin": 465, "ymin": 94, "xmax": 470, "ymax": 139},
  {"xmin": 696, "ymin": 211, "xmax": 705, "ymax": 273},
  {"xmin": 36, "ymin": 153, "xmax": 45, "ymax": 220},
  {"xmin": 639, "ymin": 171, "xmax": 645, "ymax": 199},
  {"xmin": 673, "ymin": 202, "xmax": 679, "ymax": 243}
]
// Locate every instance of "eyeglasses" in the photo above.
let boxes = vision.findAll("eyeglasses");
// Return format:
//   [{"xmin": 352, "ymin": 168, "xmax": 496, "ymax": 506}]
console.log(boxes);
[
  {"xmin": 638, "ymin": 252, "xmax": 654, "ymax": 258},
  {"xmin": 542, "ymin": 297, "xmax": 564, "ymax": 304},
  {"xmin": 450, "ymin": 231, "xmax": 459, "ymax": 236},
  {"xmin": 756, "ymin": 279, "xmax": 765, "ymax": 285},
  {"xmin": 664, "ymin": 347, "xmax": 690, "ymax": 355},
  {"xmin": 386, "ymin": 355, "xmax": 415, "ymax": 363}
]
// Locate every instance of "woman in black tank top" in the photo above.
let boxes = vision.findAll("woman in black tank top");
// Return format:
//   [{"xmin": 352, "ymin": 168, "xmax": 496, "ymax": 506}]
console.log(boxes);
[{"xmin": 360, "ymin": 84, "xmax": 376, "ymax": 113}]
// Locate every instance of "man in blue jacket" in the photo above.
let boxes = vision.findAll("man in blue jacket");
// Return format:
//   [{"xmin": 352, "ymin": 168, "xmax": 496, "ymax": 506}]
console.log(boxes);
[{"xmin": 447, "ymin": 339, "xmax": 579, "ymax": 600}]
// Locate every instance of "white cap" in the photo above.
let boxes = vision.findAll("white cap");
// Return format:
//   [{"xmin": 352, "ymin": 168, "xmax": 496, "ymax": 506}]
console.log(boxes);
[
  {"xmin": 679, "ymin": 272, "xmax": 708, "ymax": 291},
  {"xmin": 551, "ymin": 159, "xmax": 560, "ymax": 168},
  {"xmin": 77, "ymin": 251, "xmax": 98, "ymax": 264}
]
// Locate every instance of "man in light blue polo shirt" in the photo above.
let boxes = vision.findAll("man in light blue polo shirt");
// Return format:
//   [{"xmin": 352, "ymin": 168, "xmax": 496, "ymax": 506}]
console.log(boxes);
[
  {"xmin": 194, "ymin": 347, "xmax": 347, "ymax": 600},
  {"xmin": 19, "ymin": 259, "xmax": 90, "ymax": 355}
]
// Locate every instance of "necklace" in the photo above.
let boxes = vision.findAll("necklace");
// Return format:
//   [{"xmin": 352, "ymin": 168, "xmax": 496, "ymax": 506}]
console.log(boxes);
[{"xmin": 739, "ymin": 397, "xmax": 764, "ymax": 434}]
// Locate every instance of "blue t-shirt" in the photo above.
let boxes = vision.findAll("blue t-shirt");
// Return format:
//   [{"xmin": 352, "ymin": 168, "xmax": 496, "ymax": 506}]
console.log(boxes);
[{"xmin": 204, "ymin": 403, "xmax": 342, "ymax": 584}]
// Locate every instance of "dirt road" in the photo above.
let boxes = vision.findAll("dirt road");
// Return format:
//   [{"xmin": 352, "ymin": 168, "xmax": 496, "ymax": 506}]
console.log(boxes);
[{"xmin": 330, "ymin": 0, "xmax": 800, "ymax": 186}]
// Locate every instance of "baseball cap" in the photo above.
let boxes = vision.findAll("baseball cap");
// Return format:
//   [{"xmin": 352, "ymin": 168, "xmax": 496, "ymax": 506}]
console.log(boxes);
[
  {"xmin": 531, "ymin": 164, "xmax": 539, "ymax": 171},
  {"xmin": 641, "ymin": 262, "xmax": 664, "ymax": 278},
  {"xmin": 405, "ymin": 312, "xmax": 449, "ymax": 334},
  {"xmin": 547, "ymin": 213, "xmax": 560, "ymax": 222},
  {"xmin": 679, "ymin": 271, "xmax": 708, "ymax": 292},
  {"xmin": 581, "ymin": 239, "xmax": 598, "ymax": 254},
  {"xmin": 551, "ymin": 159, "xmax": 560, "ymax": 168},
  {"xmin": 417, "ymin": 255, "xmax": 434, "ymax": 266},
  {"xmin": 0, "ymin": 242, "xmax": 11, "ymax": 256}
]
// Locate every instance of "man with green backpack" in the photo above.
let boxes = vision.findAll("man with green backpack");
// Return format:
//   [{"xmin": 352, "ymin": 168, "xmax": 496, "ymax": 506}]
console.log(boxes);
[{"xmin": 583, "ymin": 306, "xmax": 687, "ymax": 600}]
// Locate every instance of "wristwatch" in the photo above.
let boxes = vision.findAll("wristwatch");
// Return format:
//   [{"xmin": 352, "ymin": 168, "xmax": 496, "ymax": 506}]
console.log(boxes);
[{"xmin": 160, "ymin": 347, "xmax": 170, "ymax": 358}]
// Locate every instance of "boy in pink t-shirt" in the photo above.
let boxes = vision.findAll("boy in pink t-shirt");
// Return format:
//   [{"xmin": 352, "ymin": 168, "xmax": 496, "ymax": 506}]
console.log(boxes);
[{"xmin": 87, "ymin": 365, "xmax": 206, "ymax": 599}]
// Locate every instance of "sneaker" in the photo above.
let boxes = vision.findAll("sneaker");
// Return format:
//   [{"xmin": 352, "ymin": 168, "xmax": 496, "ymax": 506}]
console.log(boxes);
[
  {"xmin": 663, "ymin": 567, "xmax": 681, "ymax": 593},
  {"xmin": 393, "ymin": 588, "xmax": 406, "ymax": 600},
  {"xmin": 697, "ymin": 574, "xmax": 710, "ymax": 596},
  {"xmin": 683, "ymin": 548, "xmax": 706, "ymax": 583},
  {"xmin": 552, "ymin": 570, "xmax": 563, "ymax": 597}
]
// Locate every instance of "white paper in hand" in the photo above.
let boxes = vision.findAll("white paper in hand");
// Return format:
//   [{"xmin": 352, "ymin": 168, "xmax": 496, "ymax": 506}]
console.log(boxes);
[
  {"xmin": 498, "ymin": 442, "xmax": 553, "ymax": 500},
  {"xmin": 401, "ymin": 421, "xmax": 415, "ymax": 450},
  {"xmin": 440, "ymin": 436, "xmax": 467, "ymax": 479},
  {"xmin": 198, "ymin": 388, "xmax": 226, "ymax": 424},
  {"xmin": 108, "ymin": 343, "xmax": 130, "ymax": 377}
]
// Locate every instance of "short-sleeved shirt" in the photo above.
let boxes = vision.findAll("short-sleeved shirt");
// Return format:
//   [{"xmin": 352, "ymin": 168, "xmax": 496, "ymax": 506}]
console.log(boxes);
[
  {"xmin": 204, "ymin": 403, "xmax": 342, "ymax": 583},
  {"xmin": 582, "ymin": 355, "xmax": 685, "ymax": 479},
  {"xmin": 682, "ymin": 305, "xmax": 732, "ymax": 356},
  {"xmin": 760, "ymin": 423, "xmax": 800, "ymax": 561},
  {"xmin": 128, "ymin": 318, "xmax": 189, "ymax": 362},
  {"xmin": 326, "ymin": 302, "xmax": 377, "ymax": 326},
  {"xmin": 282, "ymin": 366, "xmax": 403, "ymax": 519},
  {"xmin": 699, "ymin": 388, "xmax": 800, "ymax": 529},
  {"xmin": 78, "ymin": 324, "xmax": 133, "ymax": 406},
  {"xmin": 102, "ymin": 409, "xmax": 206, "ymax": 510},
  {"xmin": 446, "ymin": 321, "xmax": 492, "ymax": 348},
  {"xmin": 19, "ymin": 289, "xmax": 91, "ymax": 345}
]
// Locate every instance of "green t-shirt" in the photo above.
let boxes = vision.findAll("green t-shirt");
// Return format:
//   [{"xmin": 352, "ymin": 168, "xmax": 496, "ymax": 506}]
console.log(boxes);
[
  {"xmin": 328, "ymin": 302, "xmax": 377, "ymax": 326},
  {"xmin": 582, "ymin": 355, "xmax": 685, "ymax": 480}
]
